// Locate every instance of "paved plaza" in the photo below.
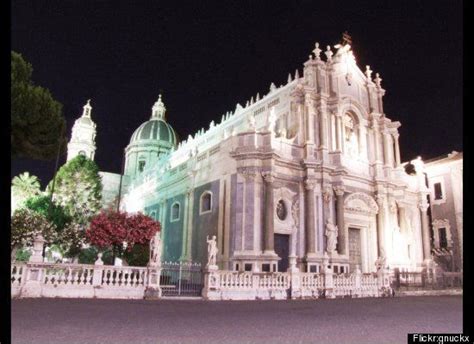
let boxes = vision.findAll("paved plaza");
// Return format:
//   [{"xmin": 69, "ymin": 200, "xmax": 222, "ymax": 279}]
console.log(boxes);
[{"xmin": 12, "ymin": 296, "xmax": 462, "ymax": 344}]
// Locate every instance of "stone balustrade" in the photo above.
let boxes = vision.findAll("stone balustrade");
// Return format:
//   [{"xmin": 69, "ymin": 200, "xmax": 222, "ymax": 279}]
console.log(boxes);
[
  {"xmin": 12, "ymin": 261, "xmax": 389, "ymax": 301},
  {"xmin": 11, "ymin": 261, "xmax": 157, "ymax": 299},
  {"xmin": 202, "ymin": 265, "xmax": 390, "ymax": 301}
]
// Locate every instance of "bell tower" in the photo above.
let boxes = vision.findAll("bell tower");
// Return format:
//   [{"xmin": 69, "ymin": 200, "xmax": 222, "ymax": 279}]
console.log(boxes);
[{"xmin": 67, "ymin": 99, "xmax": 97, "ymax": 161}]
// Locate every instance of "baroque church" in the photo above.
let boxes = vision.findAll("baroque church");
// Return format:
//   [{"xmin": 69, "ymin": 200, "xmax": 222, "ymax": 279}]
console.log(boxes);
[{"xmin": 66, "ymin": 40, "xmax": 460, "ymax": 274}]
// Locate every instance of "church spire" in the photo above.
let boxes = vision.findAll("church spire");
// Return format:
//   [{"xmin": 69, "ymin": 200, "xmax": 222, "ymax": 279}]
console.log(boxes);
[{"xmin": 151, "ymin": 94, "xmax": 166, "ymax": 120}]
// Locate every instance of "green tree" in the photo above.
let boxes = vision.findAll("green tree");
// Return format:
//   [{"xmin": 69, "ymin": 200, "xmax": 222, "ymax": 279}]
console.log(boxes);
[
  {"xmin": 48, "ymin": 155, "xmax": 103, "ymax": 225},
  {"xmin": 46, "ymin": 155, "xmax": 103, "ymax": 258},
  {"xmin": 11, "ymin": 172, "xmax": 41, "ymax": 212},
  {"xmin": 11, "ymin": 208, "xmax": 57, "ymax": 252},
  {"xmin": 24, "ymin": 194, "xmax": 71, "ymax": 230},
  {"xmin": 11, "ymin": 51, "xmax": 66, "ymax": 160}
]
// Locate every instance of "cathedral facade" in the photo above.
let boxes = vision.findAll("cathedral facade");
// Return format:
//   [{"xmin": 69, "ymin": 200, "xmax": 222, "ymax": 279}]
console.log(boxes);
[{"xmin": 68, "ymin": 41, "xmax": 440, "ymax": 273}]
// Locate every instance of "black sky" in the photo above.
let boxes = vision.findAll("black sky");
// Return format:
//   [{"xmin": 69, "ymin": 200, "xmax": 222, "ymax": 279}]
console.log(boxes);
[{"xmin": 11, "ymin": 0, "xmax": 463, "ymax": 187}]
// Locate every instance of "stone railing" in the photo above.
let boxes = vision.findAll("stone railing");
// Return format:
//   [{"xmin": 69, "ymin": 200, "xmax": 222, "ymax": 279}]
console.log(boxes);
[
  {"xmin": 202, "ymin": 265, "xmax": 390, "ymax": 301},
  {"xmin": 11, "ymin": 260, "xmax": 160, "ymax": 300},
  {"xmin": 203, "ymin": 269, "xmax": 291, "ymax": 300}
]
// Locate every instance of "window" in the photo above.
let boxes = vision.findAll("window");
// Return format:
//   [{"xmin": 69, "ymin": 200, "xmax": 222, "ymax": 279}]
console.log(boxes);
[
  {"xmin": 138, "ymin": 160, "xmax": 146, "ymax": 173},
  {"xmin": 434, "ymin": 182, "xmax": 443, "ymax": 200},
  {"xmin": 439, "ymin": 228, "xmax": 448, "ymax": 249},
  {"xmin": 170, "ymin": 202, "xmax": 180, "ymax": 222},
  {"xmin": 276, "ymin": 200, "xmax": 287, "ymax": 220},
  {"xmin": 200, "ymin": 191, "xmax": 212, "ymax": 214}
]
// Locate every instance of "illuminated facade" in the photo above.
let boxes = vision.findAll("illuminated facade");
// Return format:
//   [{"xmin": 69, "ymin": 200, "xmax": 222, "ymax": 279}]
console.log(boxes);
[{"xmin": 69, "ymin": 41, "xmax": 448, "ymax": 273}]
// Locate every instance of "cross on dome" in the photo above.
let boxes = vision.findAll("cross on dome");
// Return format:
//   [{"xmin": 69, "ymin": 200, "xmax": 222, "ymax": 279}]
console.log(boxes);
[{"xmin": 151, "ymin": 94, "xmax": 166, "ymax": 120}]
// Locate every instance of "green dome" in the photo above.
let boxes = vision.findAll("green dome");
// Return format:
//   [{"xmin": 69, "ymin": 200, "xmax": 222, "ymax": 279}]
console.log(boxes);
[{"xmin": 130, "ymin": 119, "xmax": 177, "ymax": 146}]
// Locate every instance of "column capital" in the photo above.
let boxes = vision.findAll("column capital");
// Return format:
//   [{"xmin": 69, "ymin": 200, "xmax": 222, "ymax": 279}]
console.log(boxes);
[
  {"xmin": 375, "ymin": 193, "xmax": 386, "ymax": 206},
  {"xmin": 240, "ymin": 168, "xmax": 258, "ymax": 181},
  {"xmin": 304, "ymin": 178, "xmax": 317, "ymax": 190},
  {"xmin": 261, "ymin": 171, "xmax": 276, "ymax": 184},
  {"xmin": 388, "ymin": 198, "xmax": 397, "ymax": 213},
  {"xmin": 418, "ymin": 201, "xmax": 429, "ymax": 212},
  {"xmin": 392, "ymin": 132, "xmax": 400, "ymax": 140},
  {"xmin": 333, "ymin": 185, "xmax": 346, "ymax": 197}
]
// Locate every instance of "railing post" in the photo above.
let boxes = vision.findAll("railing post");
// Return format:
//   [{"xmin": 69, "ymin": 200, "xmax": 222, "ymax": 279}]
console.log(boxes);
[
  {"xmin": 353, "ymin": 265, "xmax": 362, "ymax": 298},
  {"xmin": 287, "ymin": 258, "xmax": 301, "ymax": 299},
  {"xmin": 92, "ymin": 253, "xmax": 104, "ymax": 287},
  {"xmin": 322, "ymin": 253, "xmax": 335, "ymax": 299},
  {"xmin": 202, "ymin": 265, "xmax": 219, "ymax": 300},
  {"xmin": 144, "ymin": 262, "xmax": 162, "ymax": 299},
  {"xmin": 377, "ymin": 266, "xmax": 391, "ymax": 297}
]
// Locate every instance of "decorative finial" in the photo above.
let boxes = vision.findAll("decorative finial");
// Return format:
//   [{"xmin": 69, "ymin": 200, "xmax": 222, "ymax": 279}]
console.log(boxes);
[
  {"xmin": 365, "ymin": 65, "xmax": 372, "ymax": 81},
  {"xmin": 251, "ymin": 96, "xmax": 254, "ymax": 104},
  {"xmin": 288, "ymin": 73, "xmax": 292, "ymax": 83},
  {"xmin": 374, "ymin": 73, "xmax": 382, "ymax": 87},
  {"xmin": 151, "ymin": 94, "xmax": 166, "ymax": 120},
  {"xmin": 295, "ymin": 69, "xmax": 299, "ymax": 79},
  {"xmin": 245, "ymin": 100, "xmax": 250, "ymax": 107},
  {"xmin": 256, "ymin": 93, "xmax": 260, "ymax": 101},
  {"xmin": 309, "ymin": 54, "xmax": 313, "ymax": 61},
  {"xmin": 325, "ymin": 46, "xmax": 333, "ymax": 62},
  {"xmin": 269, "ymin": 82, "xmax": 276, "ymax": 92},
  {"xmin": 82, "ymin": 99, "xmax": 92, "ymax": 117},
  {"xmin": 313, "ymin": 42, "xmax": 322, "ymax": 60}
]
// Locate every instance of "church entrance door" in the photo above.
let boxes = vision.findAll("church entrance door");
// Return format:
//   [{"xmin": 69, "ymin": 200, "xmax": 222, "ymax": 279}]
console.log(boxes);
[
  {"xmin": 348, "ymin": 228, "xmax": 362, "ymax": 272},
  {"xmin": 274, "ymin": 234, "xmax": 289, "ymax": 272}
]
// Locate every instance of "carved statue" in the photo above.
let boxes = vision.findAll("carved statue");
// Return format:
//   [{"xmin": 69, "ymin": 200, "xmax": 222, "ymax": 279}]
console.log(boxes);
[
  {"xmin": 149, "ymin": 233, "xmax": 161, "ymax": 266},
  {"xmin": 248, "ymin": 114, "xmax": 256, "ymax": 131},
  {"xmin": 325, "ymin": 218, "xmax": 338, "ymax": 253},
  {"xmin": 268, "ymin": 109, "xmax": 277, "ymax": 133},
  {"xmin": 206, "ymin": 235, "xmax": 218, "ymax": 267}
]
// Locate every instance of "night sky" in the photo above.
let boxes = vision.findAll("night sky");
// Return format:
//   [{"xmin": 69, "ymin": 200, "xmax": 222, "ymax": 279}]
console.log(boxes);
[{"xmin": 11, "ymin": 0, "xmax": 463, "ymax": 187}]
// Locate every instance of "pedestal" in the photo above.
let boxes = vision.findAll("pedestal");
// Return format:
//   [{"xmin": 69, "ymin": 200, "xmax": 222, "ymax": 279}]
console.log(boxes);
[{"xmin": 144, "ymin": 265, "xmax": 162, "ymax": 300}]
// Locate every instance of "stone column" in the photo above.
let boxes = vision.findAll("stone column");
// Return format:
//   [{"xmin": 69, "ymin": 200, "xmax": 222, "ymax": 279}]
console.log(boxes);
[
  {"xmin": 393, "ymin": 133, "xmax": 401, "ymax": 166},
  {"xmin": 305, "ymin": 95, "xmax": 315, "ymax": 143},
  {"xmin": 304, "ymin": 179, "xmax": 317, "ymax": 256},
  {"xmin": 382, "ymin": 131, "xmax": 391, "ymax": 166},
  {"xmin": 375, "ymin": 194, "xmax": 386, "ymax": 258},
  {"xmin": 334, "ymin": 186, "xmax": 346, "ymax": 255},
  {"xmin": 320, "ymin": 111, "xmax": 328, "ymax": 149},
  {"xmin": 262, "ymin": 172, "xmax": 275, "ymax": 253},
  {"xmin": 359, "ymin": 125, "xmax": 368, "ymax": 160},
  {"xmin": 372, "ymin": 119, "xmax": 382, "ymax": 163},
  {"xmin": 335, "ymin": 114, "xmax": 342, "ymax": 151},
  {"xmin": 419, "ymin": 201, "xmax": 432, "ymax": 261}
]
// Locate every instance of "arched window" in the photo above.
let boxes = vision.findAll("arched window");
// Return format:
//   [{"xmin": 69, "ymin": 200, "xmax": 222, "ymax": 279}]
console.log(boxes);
[
  {"xmin": 170, "ymin": 202, "xmax": 180, "ymax": 222},
  {"xmin": 138, "ymin": 159, "xmax": 146, "ymax": 173},
  {"xmin": 78, "ymin": 150, "xmax": 86, "ymax": 156},
  {"xmin": 200, "ymin": 191, "xmax": 212, "ymax": 214}
]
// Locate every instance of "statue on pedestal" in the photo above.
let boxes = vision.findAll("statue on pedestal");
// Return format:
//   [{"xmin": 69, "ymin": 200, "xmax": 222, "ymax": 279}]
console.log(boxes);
[
  {"xmin": 206, "ymin": 235, "xmax": 218, "ymax": 267},
  {"xmin": 149, "ymin": 233, "xmax": 161, "ymax": 266},
  {"xmin": 325, "ymin": 218, "xmax": 338, "ymax": 253}
]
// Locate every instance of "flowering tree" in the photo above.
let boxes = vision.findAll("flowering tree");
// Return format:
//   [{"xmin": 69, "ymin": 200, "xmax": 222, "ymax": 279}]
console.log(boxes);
[{"xmin": 86, "ymin": 210, "xmax": 160, "ymax": 263}]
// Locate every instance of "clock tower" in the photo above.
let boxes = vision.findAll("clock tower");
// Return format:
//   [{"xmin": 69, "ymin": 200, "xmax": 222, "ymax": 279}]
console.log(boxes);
[{"xmin": 67, "ymin": 99, "xmax": 97, "ymax": 161}]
